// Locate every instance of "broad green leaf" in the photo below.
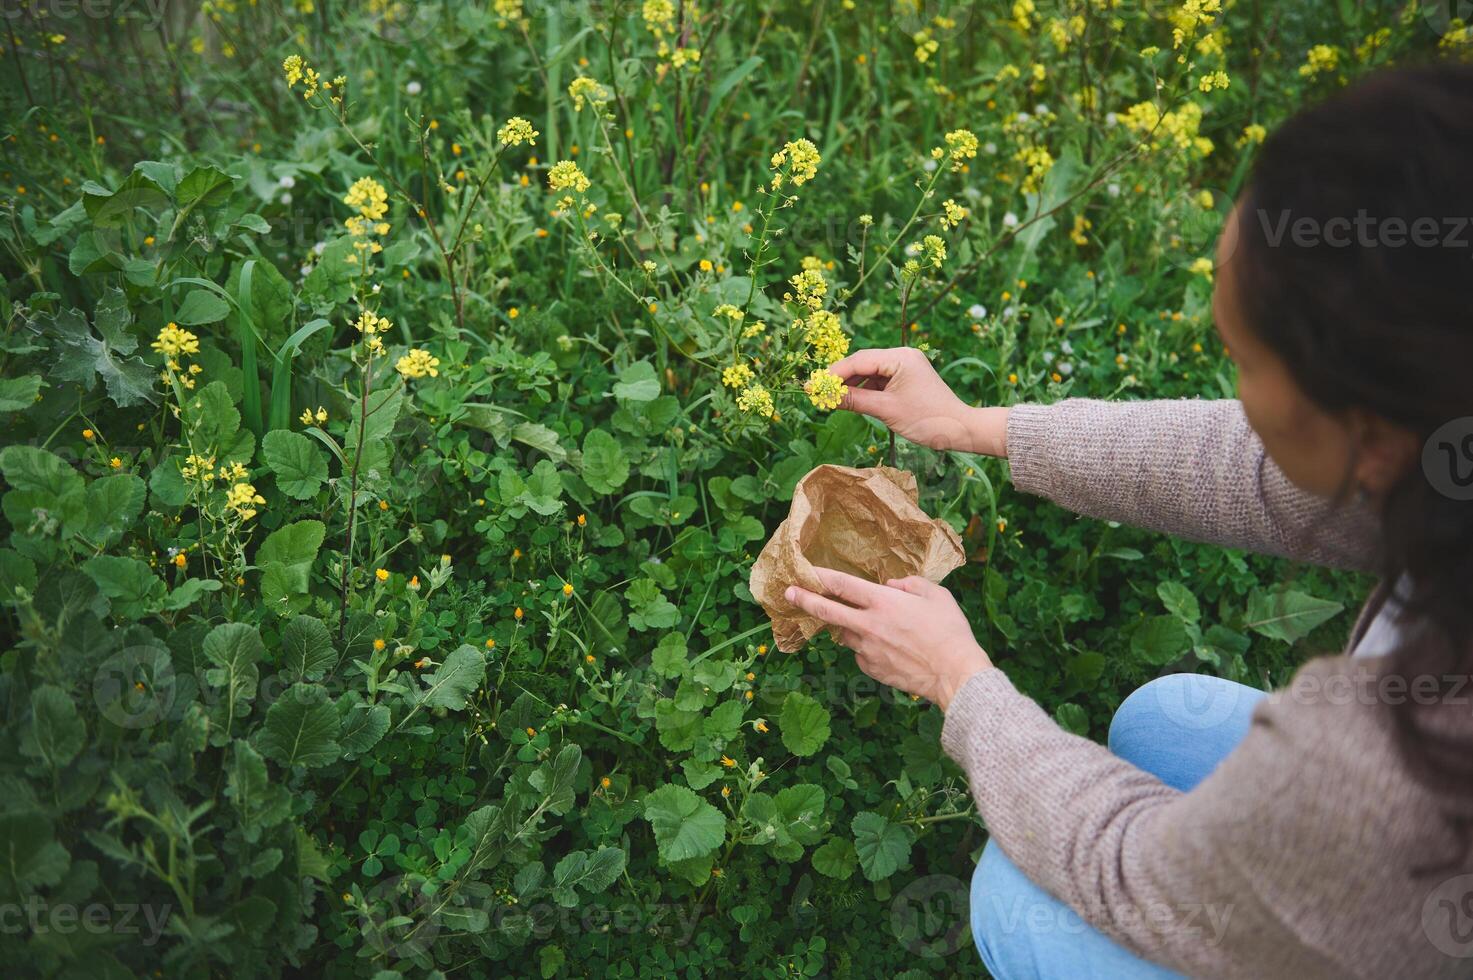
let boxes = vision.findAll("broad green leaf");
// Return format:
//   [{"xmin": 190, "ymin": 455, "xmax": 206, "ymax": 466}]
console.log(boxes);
[
  {"xmin": 811, "ymin": 837, "xmax": 857, "ymax": 879},
  {"xmin": 161, "ymin": 577, "xmax": 223, "ymax": 611},
  {"xmin": 643, "ymin": 784, "xmax": 725, "ymax": 862},
  {"xmin": 851, "ymin": 811, "xmax": 913, "ymax": 881},
  {"xmin": 0, "ymin": 445, "xmax": 84, "ymax": 498},
  {"xmin": 550, "ymin": 847, "xmax": 626, "ymax": 907},
  {"xmin": 21, "ymin": 686, "xmax": 85, "ymax": 769},
  {"xmin": 0, "ymin": 376, "xmax": 42, "ymax": 411},
  {"xmin": 1246, "ymin": 590, "xmax": 1344, "ymax": 645},
  {"xmin": 703, "ymin": 700, "xmax": 744, "ymax": 742},
  {"xmin": 203, "ymin": 623, "xmax": 265, "ymax": 737},
  {"xmin": 612, "ymin": 361, "xmax": 660, "ymax": 402},
  {"xmin": 176, "ymin": 164, "xmax": 235, "ymax": 210},
  {"xmin": 80, "ymin": 555, "xmax": 164, "ymax": 616},
  {"xmin": 1054, "ymin": 702, "xmax": 1089, "ymax": 736},
  {"xmin": 225, "ymin": 741, "xmax": 291, "ymax": 843},
  {"xmin": 0, "ymin": 815, "xmax": 70, "ymax": 899},
  {"xmin": 417, "ymin": 644, "xmax": 485, "ymax": 710},
  {"xmin": 778, "ymin": 692, "xmax": 830, "ymax": 756},
  {"xmin": 175, "ymin": 288, "xmax": 231, "ymax": 326},
  {"xmin": 520, "ymin": 459, "xmax": 564, "ymax": 516},
  {"xmin": 581, "ymin": 428, "xmax": 630, "ymax": 495},
  {"xmin": 1130, "ymin": 615, "xmax": 1191, "ymax": 667},
  {"xmin": 281, "ymin": 614, "xmax": 338, "ymax": 682},
  {"xmin": 256, "ymin": 683, "xmax": 342, "ymax": 769},
  {"xmin": 262, "ymin": 430, "xmax": 328, "ymax": 500},
  {"xmin": 84, "ymin": 473, "xmax": 145, "ymax": 544},
  {"xmin": 340, "ymin": 702, "xmax": 390, "ymax": 756},
  {"xmin": 1157, "ymin": 581, "xmax": 1201, "ymax": 624},
  {"xmin": 255, "ymin": 520, "xmax": 325, "ymax": 606},
  {"xmin": 650, "ymin": 632, "xmax": 687, "ymax": 678}
]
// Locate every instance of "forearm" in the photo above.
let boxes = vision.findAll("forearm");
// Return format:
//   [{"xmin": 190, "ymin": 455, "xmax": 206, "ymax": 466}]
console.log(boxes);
[{"xmin": 959, "ymin": 405, "xmax": 1011, "ymax": 457}]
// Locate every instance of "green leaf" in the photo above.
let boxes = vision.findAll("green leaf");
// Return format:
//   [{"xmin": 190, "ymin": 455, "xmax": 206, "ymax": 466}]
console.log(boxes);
[
  {"xmin": 1246, "ymin": 590, "xmax": 1344, "ymax": 645},
  {"xmin": 703, "ymin": 700, "xmax": 744, "ymax": 742},
  {"xmin": 550, "ymin": 847, "xmax": 627, "ymax": 907},
  {"xmin": 176, "ymin": 164, "xmax": 235, "ymax": 210},
  {"xmin": 778, "ymin": 692, "xmax": 830, "ymax": 756},
  {"xmin": 80, "ymin": 555, "xmax": 164, "ymax": 616},
  {"xmin": 851, "ymin": 811, "xmax": 913, "ymax": 881},
  {"xmin": 520, "ymin": 459, "xmax": 564, "ymax": 516},
  {"xmin": 580, "ymin": 428, "xmax": 630, "ymax": 495},
  {"xmin": 0, "ymin": 815, "xmax": 70, "ymax": 899},
  {"xmin": 162, "ymin": 577, "xmax": 223, "ymax": 611},
  {"xmin": 340, "ymin": 702, "xmax": 390, "ymax": 756},
  {"xmin": 225, "ymin": 741, "xmax": 291, "ymax": 843},
  {"xmin": 812, "ymin": 838, "xmax": 857, "ymax": 879},
  {"xmin": 256, "ymin": 683, "xmax": 342, "ymax": 769},
  {"xmin": 255, "ymin": 520, "xmax": 324, "ymax": 606},
  {"xmin": 1054, "ymin": 702, "xmax": 1090, "ymax": 736},
  {"xmin": 0, "ymin": 376, "xmax": 42, "ymax": 411},
  {"xmin": 175, "ymin": 288, "xmax": 231, "ymax": 326},
  {"xmin": 203, "ymin": 622, "xmax": 264, "ymax": 736},
  {"xmin": 281, "ymin": 615, "xmax": 338, "ymax": 682},
  {"xmin": 21, "ymin": 686, "xmax": 85, "ymax": 769},
  {"xmin": 1157, "ymin": 581, "xmax": 1201, "ymax": 624},
  {"xmin": 261, "ymin": 430, "xmax": 328, "ymax": 500},
  {"xmin": 627, "ymin": 578, "xmax": 679, "ymax": 632},
  {"xmin": 1130, "ymin": 615, "xmax": 1192, "ymax": 667},
  {"xmin": 511, "ymin": 421, "xmax": 566, "ymax": 462},
  {"xmin": 650, "ymin": 632, "xmax": 687, "ymax": 678},
  {"xmin": 1, "ymin": 445, "xmax": 85, "ymax": 498},
  {"xmin": 418, "ymin": 644, "xmax": 486, "ymax": 710},
  {"xmin": 84, "ymin": 473, "xmax": 145, "ymax": 544},
  {"xmin": 612, "ymin": 361, "xmax": 660, "ymax": 402},
  {"xmin": 643, "ymin": 784, "xmax": 726, "ymax": 863}
]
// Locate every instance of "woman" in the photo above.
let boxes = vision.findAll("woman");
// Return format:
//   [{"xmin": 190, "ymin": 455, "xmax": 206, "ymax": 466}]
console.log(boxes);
[{"xmin": 782, "ymin": 65, "xmax": 1473, "ymax": 978}]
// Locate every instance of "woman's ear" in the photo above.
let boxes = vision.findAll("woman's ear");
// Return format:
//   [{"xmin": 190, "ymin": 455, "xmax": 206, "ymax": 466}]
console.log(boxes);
[{"xmin": 1349, "ymin": 409, "xmax": 1420, "ymax": 497}]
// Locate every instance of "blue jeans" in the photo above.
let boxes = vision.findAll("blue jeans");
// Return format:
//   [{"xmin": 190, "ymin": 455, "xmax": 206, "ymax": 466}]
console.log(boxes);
[{"xmin": 969, "ymin": 672, "xmax": 1267, "ymax": 979}]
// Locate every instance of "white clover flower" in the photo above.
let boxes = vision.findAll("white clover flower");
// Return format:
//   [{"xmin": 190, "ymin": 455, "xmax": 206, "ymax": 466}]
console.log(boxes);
[
  {"xmin": 278, "ymin": 175, "xmax": 296, "ymax": 189},
  {"xmin": 406, "ymin": 80, "xmax": 422, "ymax": 95},
  {"xmin": 1061, "ymin": 339, "xmax": 1073, "ymax": 354},
  {"xmin": 280, "ymin": 192, "xmax": 291, "ymax": 204},
  {"xmin": 1108, "ymin": 182, "xmax": 1121, "ymax": 197},
  {"xmin": 312, "ymin": 241, "xmax": 326, "ymax": 255},
  {"xmin": 1002, "ymin": 212, "xmax": 1019, "ymax": 228},
  {"xmin": 1034, "ymin": 103, "xmax": 1049, "ymax": 115},
  {"xmin": 922, "ymin": 158, "xmax": 938, "ymax": 172},
  {"xmin": 1015, "ymin": 111, "xmax": 1032, "ymax": 124},
  {"xmin": 968, "ymin": 303, "xmax": 987, "ymax": 319},
  {"xmin": 1058, "ymin": 361, "xmax": 1073, "ymax": 375},
  {"xmin": 983, "ymin": 141, "xmax": 998, "ymax": 155},
  {"xmin": 299, "ymin": 264, "xmax": 312, "ymax": 277},
  {"xmin": 1042, "ymin": 350, "xmax": 1054, "ymax": 362},
  {"xmin": 1004, "ymin": 305, "xmax": 1018, "ymax": 318},
  {"xmin": 1104, "ymin": 111, "xmax": 1119, "ymax": 127}
]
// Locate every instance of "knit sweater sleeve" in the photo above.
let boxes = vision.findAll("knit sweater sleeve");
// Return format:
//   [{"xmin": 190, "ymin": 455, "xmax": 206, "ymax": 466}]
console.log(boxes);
[
  {"xmin": 939, "ymin": 660, "xmax": 1397, "ymax": 979},
  {"xmin": 1005, "ymin": 399, "xmax": 1379, "ymax": 572}
]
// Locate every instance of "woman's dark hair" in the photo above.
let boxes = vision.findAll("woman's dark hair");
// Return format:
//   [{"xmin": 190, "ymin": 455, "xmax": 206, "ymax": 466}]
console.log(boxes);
[{"xmin": 1234, "ymin": 64, "xmax": 1473, "ymax": 821}]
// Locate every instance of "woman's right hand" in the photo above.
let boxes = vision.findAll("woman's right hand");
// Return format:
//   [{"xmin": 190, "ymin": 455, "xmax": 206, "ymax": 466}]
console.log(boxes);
[{"xmin": 829, "ymin": 347, "xmax": 1010, "ymax": 457}]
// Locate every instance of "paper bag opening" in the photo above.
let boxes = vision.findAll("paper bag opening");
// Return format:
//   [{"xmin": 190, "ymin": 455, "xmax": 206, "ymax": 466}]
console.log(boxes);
[{"xmin": 749, "ymin": 464, "xmax": 966, "ymax": 652}]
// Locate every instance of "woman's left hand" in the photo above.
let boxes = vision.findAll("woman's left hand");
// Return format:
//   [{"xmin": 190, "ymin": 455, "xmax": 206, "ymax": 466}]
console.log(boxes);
[{"xmin": 784, "ymin": 568, "xmax": 993, "ymax": 711}]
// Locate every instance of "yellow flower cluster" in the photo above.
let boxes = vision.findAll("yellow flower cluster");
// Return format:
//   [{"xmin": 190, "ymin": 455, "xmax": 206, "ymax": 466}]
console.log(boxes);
[
  {"xmin": 940, "ymin": 198, "xmax": 968, "ymax": 229},
  {"xmin": 943, "ymin": 129, "xmax": 979, "ymax": 171},
  {"xmin": 1169, "ymin": 0, "xmax": 1222, "ymax": 48},
  {"xmin": 736, "ymin": 384, "xmax": 775, "ymax": 419},
  {"xmin": 722, "ymin": 363, "xmax": 754, "ymax": 389},
  {"xmin": 568, "ymin": 77, "xmax": 611, "ymax": 112},
  {"xmin": 354, "ymin": 310, "xmax": 390, "ymax": 356},
  {"xmin": 548, "ymin": 160, "xmax": 591, "ymax": 193},
  {"xmin": 282, "ymin": 54, "xmax": 321, "ymax": 99},
  {"xmin": 493, "ymin": 0, "xmax": 527, "ymax": 29},
  {"xmin": 714, "ymin": 303, "xmax": 744, "ymax": 323},
  {"xmin": 343, "ymin": 176, "xmax": 390, "ymax": 252},
  {"xmin": 497, "ymin": 116, "xmax": 539, "ymax": 146},
  {"xmin": 802, "ymin": 309, "xmax": 849, "ymax": 364},
  {"xmin": 804, "ymin": 370, "xmax": 847, "ymax": 412},
  {"xmin": 299, "ymin": 406, "xmax": 328, "ymax": 425},
  {"xmin": 226, "ymin": 481, "xmax": 265, "ymax": 521},
  {"xmin": 786, "ymin": 268, "xmax": 828, "ymax": 310},
  {"xmin": 1069, "ymin": 214, "xmax": 1092, "ymax": 246},
  {"xmin": 152, "ymin": 323, "xmax": 200, "ymax": 358},
  {"xmin": 1298, "ymin": 44, "xmax": 1339, "ymax": 78},
  {"xmin": 1119, "ymin": 101, "xmax": 1213, "ymax": 158},
  {"xmin": 770, "ymin": 138, "xmax": 821, "ymax": 187},
  {"xmin": 396, "ymin": 348, "xmax": 440, "ymax": 379},
  {"xmin": 642, "ymin": 0, "xmax": 675, "ymax": 36},
  {"xmin": 920, "ymin": 234, "xmax": 946, "ymax": 268}
]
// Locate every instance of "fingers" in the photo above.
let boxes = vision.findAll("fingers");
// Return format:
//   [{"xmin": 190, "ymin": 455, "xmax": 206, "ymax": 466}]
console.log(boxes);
[
  {"xmin": 785, "ymin": 585, "xmax": 862, "ymax": 631},
  {"xmin": 811, "ymin": 567, "xmax": 890, "ymax": 607},
  {"xmin": 884, "ymin": 575, "xmax": 936, "ymax": 596},
  {"xmin": 837, "ymin": 383, "xmax": 887, "ymax": 417},
  {"xmin": 829, "ymin": 348, "xmax": 910, "ymax": 385}
]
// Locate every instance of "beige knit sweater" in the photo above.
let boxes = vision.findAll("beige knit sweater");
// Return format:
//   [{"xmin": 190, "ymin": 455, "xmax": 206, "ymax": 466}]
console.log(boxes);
[{"xmin": 940, "ymin": 398, "xmax": 1473, "ymax": 978}]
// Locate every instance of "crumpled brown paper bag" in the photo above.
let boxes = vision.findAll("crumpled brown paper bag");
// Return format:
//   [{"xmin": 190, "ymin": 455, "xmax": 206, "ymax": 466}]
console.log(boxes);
[{"xmin": 749, "ymin": 464, "xmax": 966, "ymax": 652}]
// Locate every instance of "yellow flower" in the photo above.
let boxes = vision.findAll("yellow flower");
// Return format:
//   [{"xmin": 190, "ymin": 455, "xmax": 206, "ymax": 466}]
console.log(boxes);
[
  {"xmin": 944, "ymin": 129, "xmax": 979, "ymax": 170},
  {"xmin": 567, "ymin": 77, "xmax": 611, "ymax": 112},
  {"xmin": 562, "ymin": 582, "xmax": 574, "ymax": 597},
  {"xmin": 720, "ymin": 755, "xmax": 737, "ymax": 768},
  {"xmin": 1299, "ymin": 44, "xmax": 1339, "ymax": 78},
  {"xmin": 109, "ymin": 456, "xmax": 122, "ymax": 468},
  {"xmin": 508, "ymin": 307, "xmax": 520, "ymax": 319},
  {"xmin": 940, "ymin": 198, "xmax": 968, "ymax": 229},
  {"xmin": 736, "ymin": 384, "xmax": 775, "ymax": 419},
  {"xmin": 770, "ymin": 138, "xmax": 821, "ymax": 185},
  {"xmin": 787, "ymin": 267, "xmax": 828, "ymax": 311},
  {"xmin": 396, "ymin": 348, "xmax": 441, "ymax": 380},
  {"xmin": 1069, "ymin": 213, "xmax": 1092, "ymax": 246},
  {"xmin": 804, "ymin": 369, "xmax": 846, "ymax": 412},
  {"xmin": 600, "ymin": 775, "xmax": 612, "ymax": 788},
  {"xmin": 1238, "ymin": 123, "xmax": 1267, "ymax": 147},
  {"xmin": 757, "ymin": 644, "xmax": 767, "ymax": 655},
  {"xmin": 81, "ymin": 428, "xmax": 95, "ymax": 441},
  {"xmin": 547, "ymin": 160, "xmax": 590, "ymax": 194},
  {"xmin": 379, "ymin": 499, "xmax": 389, "ymax": 511},
  {"xmin": 375, "ymin": 568, "xmax": 389, "ymax": 582},
  {"xmin": 152, "ymin": 323, "xmax": 200, "ymax": 358},
  {"xmin": 722, "ymin": 363, "xmax": 754, "ymax": 389},
  {"xmin": 755, "ymin": 720, "xmax": 769, "ymax": 732},
  {"xmin": 173, "ymin": 552, "xmax": 187, "ymax": 569},
  {"xmin": 1189, "ymin": 257, "xmax": 1215, "ymax": 281},
  {"xmin": 225, "ymin": 482, "xmax": 265, "ymax": 521},
  {"xmin": 525, "ymin": 726, "xmax": 537, "ymax": 737},
  {"xmin": 514, "ymin": 606, "xmax": 524, "ymax": 620},
  {"xmin": 497, "ymin": 116, "xmax": 539, "ymax": 146},
  {"xmin": 721, "ymin": 785, "xmax": 731, "ymax": 797},
  {"xmin": 576, "ymin": 513, "xmax": 587, "ymax": 526},
  {"xmin": 373, "ymin": 638, "xmax": 386, "ymax": 651},
  {"xmin": 408, "ymin": 575, "xmax": 421, "ymax": 591},
  {"xmin": 920, "ymin": 235, "xmax": 946, "ymax": 268},
  {"xmin": 344, "ymin": 176, "xmax": 389, "ymax": 221}
]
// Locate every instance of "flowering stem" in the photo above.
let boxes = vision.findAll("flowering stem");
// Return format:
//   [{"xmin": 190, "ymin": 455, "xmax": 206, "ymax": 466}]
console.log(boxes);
[
  {"xmin": 336, "ymin": 357, "xmax": 372, "ymax": 644},
  {"xmin": 844, "ymin": 164, "xmax": 944, "ymax": 302}
]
